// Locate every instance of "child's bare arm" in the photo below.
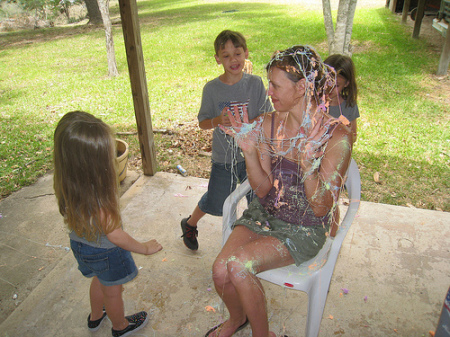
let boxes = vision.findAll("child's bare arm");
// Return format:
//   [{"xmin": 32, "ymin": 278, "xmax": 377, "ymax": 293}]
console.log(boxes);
[
  {"xmin": 106, "ymin": 228, "xmax": 163, "ymax": 255},
  {"xmin": 198, "ymin": 107, "xmax": 232, "ymax": 130}
]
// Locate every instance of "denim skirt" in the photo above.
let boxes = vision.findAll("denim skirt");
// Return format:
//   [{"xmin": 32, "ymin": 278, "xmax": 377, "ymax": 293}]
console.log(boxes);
[{"xmin": 70, "ymin": 240, "xmax": 138, "ymax": 286}]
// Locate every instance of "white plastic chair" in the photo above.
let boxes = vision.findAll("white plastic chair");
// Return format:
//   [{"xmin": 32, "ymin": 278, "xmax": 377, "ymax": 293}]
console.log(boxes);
[{"xmin": 222, "ymin": 158, "xmax": 361, "ymax": 337}]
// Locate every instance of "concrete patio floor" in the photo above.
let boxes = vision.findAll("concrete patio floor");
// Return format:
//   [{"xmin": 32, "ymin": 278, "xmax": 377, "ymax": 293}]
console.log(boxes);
[{"xmin": 0, "ymin": 171, "xmax": 449, "ymax": 337}]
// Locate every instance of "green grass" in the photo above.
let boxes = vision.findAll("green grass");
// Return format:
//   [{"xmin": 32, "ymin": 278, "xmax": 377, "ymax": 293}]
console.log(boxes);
[{"xmin": 0, "ymin": 1, "xmax": 449, "ymax": 211}]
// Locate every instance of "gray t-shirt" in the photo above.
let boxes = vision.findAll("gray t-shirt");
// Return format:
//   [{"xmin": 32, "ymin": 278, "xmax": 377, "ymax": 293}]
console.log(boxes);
[
  {"xmin": 198, "ymin": 73, "xmax": 272, "ymax": 164},
  {"xmin": 328, "ymin": 100, "xmax": 360, "ymax": 122},
  {"xmin": 69, "ymin": 230, "xmax": 116, "ymax": 249}
]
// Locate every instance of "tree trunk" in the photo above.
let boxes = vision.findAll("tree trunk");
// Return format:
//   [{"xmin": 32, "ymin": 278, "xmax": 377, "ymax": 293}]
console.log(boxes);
[
  {"xmin": 437, "ymin": 27, "xmax": 450, "ymax": 75},
  {"xmin": 84, "ymin": 0, "xmax": 103, "ymax": 25},
  {"xmin": 333, "ymin": 0, "xmax": 351, "ymax": 54},
  {"xmin": 322, "ymin": 0, "xmax": 358, "ymax": 56},
  {"xmin": 97, "ymin": 0, "xmax": 119, "ymax": 77},
  {"xmin": 343, "ymin": 0, "xmax": 357, "ymax": 54},
  {"xmin": 402, "ymin": 0, "xmax": 411, "ymax": 23},
  {"xmin": 322, "ymin": 0, "xmax": 335, "ymax": 52}
]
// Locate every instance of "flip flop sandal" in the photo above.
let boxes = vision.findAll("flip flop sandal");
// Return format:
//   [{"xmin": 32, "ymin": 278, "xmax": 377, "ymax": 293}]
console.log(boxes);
[{"xmin": 204, "ymin": 318, "xmax": 249, "ymax": 337}]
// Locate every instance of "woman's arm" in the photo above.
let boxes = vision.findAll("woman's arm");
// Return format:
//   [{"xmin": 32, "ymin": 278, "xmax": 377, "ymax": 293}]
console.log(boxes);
[
  {"xmin": 243, "ymin": 137, "xmax": 273, "ymax": 198},
  {"xmin": 303, "ymin": 123, "xmax": 352, "ymax": 217}
]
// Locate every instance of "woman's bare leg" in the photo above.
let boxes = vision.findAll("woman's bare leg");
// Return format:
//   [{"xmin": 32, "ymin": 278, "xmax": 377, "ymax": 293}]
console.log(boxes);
[
  {"xmin": 211, "ymin": 226, "xmax": 294, "ymax": 337},
  {"xmin": 210, "ymin": 227, "xmax": 257, "ymax": 336}
]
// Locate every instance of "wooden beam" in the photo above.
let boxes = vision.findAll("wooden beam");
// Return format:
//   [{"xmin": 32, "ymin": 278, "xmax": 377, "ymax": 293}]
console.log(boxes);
[
  {"xmin": 412, "ymin": 0, "xmax": 426, "ymax": 38},
  {"xmin": 437, "ymin": 25, "xmax": 450, "ymax": 75},
  {"xmin": 389, "ymin": 0, "xmax": 398, "ymax": 12},
  {"xmin": 117, "ymin": 0, "xmax": 157, "ymax": 176},
  {"xmin": 402, "ymin": 0, "xmax": 411, "ymax": 23}
]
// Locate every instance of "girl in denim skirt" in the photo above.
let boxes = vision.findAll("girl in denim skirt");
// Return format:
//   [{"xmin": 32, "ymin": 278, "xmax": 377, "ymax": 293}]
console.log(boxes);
[{"xmin": 53, "ymin": 111, "xmax": 162, "ymax": 337}]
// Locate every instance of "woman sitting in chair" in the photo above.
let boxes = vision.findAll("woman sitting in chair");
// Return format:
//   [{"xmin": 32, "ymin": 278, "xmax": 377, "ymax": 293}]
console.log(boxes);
[{"xmin": 205, "ymin": 45, "xmax": 352, "ymax": 337}]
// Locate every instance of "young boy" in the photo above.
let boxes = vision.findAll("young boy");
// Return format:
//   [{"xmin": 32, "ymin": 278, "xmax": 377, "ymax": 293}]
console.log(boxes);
[{"xmin": 180, "ymin": 30, "xmax": 272, "ymax": 250}]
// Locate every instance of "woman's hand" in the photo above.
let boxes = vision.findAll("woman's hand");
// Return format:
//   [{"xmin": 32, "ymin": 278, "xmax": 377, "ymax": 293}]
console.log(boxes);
[
  {"xmin": 219, "ymin": 105, "xmax": 262, "ymax": 153},
  {"xmin": 300, "ymin": 115, "xmax": 338, "ymax": 172}
]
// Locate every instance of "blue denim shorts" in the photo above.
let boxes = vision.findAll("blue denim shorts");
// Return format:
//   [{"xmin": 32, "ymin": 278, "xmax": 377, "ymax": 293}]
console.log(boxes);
[
  {"xmin": 198, "ymin": 160, "xmax": 253, "ymax": 216},
  {"xmin": 70, "ymin": 240, "xmax": 138, "ymax": 286}
]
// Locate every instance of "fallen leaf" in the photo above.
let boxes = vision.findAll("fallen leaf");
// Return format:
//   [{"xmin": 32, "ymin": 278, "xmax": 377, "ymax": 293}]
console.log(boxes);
[
  {"xmin": 373, "ymin": 172, "xmax": 381, "ymax": 184},
  {"xmin": 328, "ymin": 315, "xmax": 334, "ymax": 320},
  {"xmin": 205, "ymin": 306, "xmax": 216, "ymax": 313}
]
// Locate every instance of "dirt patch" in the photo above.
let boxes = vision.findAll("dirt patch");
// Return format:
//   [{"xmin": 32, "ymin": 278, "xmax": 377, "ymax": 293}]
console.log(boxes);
[{"xmin": 126, "ymin": 122, "xmax": 214, "ymax": 179}]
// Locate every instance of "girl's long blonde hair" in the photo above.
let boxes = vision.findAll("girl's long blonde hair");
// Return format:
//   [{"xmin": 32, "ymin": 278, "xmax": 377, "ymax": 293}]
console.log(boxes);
[{"xmin": 53, "ymin": 111, "xmax": 121, "ymax": 241}]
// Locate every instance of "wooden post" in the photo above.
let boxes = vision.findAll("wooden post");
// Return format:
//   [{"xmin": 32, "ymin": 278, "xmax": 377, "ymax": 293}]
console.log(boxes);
[
  {"xmin": 437, "ymin": 27, "xmax": 450, "ymax": 75},
  {"xmin": 389, "ymin": 0, "xmax": 397, "ymax": 12},
  {"xmin": 412, "ymin": 0, "xmax": 426, "ymax": 38},
  {"xmin": 118, "ymin": 0, "xmax": 157, "ymax": 175},
  {"xmin": 402, "ymin": 0, "xmax": 411, "ymax": 23}
]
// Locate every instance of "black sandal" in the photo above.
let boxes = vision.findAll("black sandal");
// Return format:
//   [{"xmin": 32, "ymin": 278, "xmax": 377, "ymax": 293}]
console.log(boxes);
[{"xmin": 204, "ymin": 318, "xmax": 249, "ymax": 337}]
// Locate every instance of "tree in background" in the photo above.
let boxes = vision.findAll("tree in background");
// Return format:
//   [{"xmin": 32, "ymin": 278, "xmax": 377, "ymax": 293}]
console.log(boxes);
[
  {"xmin": 322, "ymin": 0, "xmax": 358, "ymax": 55},
  {"xmin": 96, "ymin": 0, "xmax": 118, "ymax": 77},
  {"xmin": 84, "ymin": 0, "xmax": 102, "ymax": 24}
]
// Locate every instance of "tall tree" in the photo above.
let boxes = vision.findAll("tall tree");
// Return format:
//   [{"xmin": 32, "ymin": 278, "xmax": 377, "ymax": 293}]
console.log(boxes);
[
  {"xmin": 84, "ymin": 0, "xmax": 102, "ymax": 25},
  {"xmin": 322, "ymin": 0, "xmax": 358, "ymax": 55},
  {"xmin": 97, "ymin": 0, "xmax": 118, "ymax": 77}
]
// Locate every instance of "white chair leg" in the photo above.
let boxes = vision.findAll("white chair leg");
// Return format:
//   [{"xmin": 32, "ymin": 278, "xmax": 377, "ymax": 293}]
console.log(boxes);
[{"xmin": 305, "ymin": 279, "xmax": 330, "ymax": 337}]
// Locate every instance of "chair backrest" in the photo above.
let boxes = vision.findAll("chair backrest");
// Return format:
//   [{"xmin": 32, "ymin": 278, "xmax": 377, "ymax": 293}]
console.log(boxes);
[{"xmin": 329, "ymin": 157, "xmax": 361, "ymax": 251}]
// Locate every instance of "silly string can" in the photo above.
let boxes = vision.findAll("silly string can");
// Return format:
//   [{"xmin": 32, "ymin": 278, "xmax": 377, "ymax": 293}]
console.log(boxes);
[{"xmin": 177, "ymin": 165, "xmax": 187, "ymax": 177}]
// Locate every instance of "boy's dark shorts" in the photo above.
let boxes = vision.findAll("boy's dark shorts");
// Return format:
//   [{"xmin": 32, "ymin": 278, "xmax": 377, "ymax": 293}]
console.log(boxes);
[{"xmin": 198, "ymin": 160, "xmax": 251, "ymax": 216}]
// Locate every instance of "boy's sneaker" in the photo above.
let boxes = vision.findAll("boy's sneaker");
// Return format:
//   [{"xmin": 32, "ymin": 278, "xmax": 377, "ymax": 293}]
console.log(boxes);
[
  {"xmin": 111, "ymin": 311, "xmax": 148, "ymax": 337},
  {"xmin": 180, "ymin": 217, "xmax": 198, "ymax": 250},
  {"xmin": 87, "ymin": 311, "xmax": 107, "ymax": 332}
]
